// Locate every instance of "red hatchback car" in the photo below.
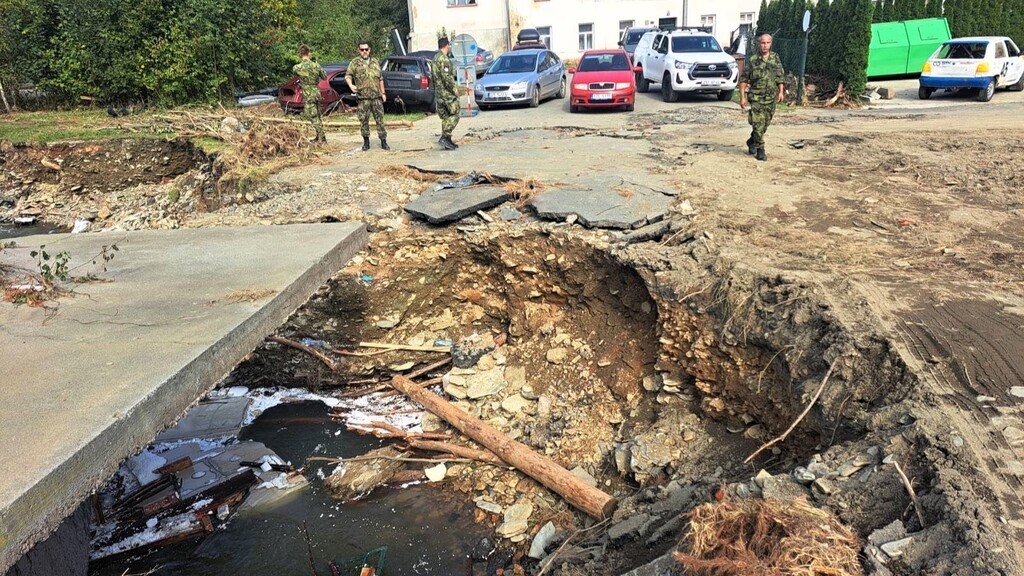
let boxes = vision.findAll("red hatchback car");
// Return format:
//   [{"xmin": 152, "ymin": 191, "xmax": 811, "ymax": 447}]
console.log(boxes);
[
  {"xmin": 278, "ymin": 63, "xmax": 355, "ymax": 115},
  {"xmin": 569, "ymin": 50, "xmax": 637, "ymax": 112}
]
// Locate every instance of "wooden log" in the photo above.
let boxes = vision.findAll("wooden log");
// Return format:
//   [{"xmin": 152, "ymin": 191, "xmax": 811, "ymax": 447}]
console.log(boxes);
[
  {"xmin": 358, "ymin": 341, "xmax": 451, "ymax": 353},
  {"xmin": 406, "ymin": 438, "xmax": 506, "ymax": 466},
  {"xmin": 389, "ymin": 375, "xmax": 617, "ymax": 519}
]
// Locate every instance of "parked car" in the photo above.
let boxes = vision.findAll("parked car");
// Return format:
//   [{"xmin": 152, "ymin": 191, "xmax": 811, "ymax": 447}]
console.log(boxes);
[
  {"xmin": 919, "ymin": 36, "xmax": 1024, "ymax": 101},
  {"xmin": 633, "ymin": 28, "xmax": 739, "ymax": 102},
  {"xmin": 618, "ymin": 26, "xmax": 660, "ymax": 59},
  {"xmin": 474, "ymin": 49, "xmax": 566, "ymax": 109},
  {"xmin": 475, "ymin": 46, "xmax": 495, "ymax": 76},
  {"xmin": 278, "ymin": 63, "xmax": 354, "ymax": 115},
  {"xmin": 513, "ymin": 28, "xmax": 547, "ymax": 50},
  {"xmin": 569, "ymin": 49, "xmax": 638, "ymax": 112},
  {"xmin": 381, "ymin": 54, "xmax": 437, "ymax": 111}
]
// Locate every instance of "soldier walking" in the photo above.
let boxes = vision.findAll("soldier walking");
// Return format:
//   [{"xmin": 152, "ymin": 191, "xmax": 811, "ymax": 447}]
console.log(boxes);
[
  {"xmin": 432, "ymin": 37, "xmax": 460, "ymax": 150},
  {"xmin": 738, "ymin": 33, "xmax": 786, "ymax": 162},
  {"xmin": 345, "ymin": 40, "xmax": 389, "ymax": 151},
  {"xmin": 293, "ymin": 45, "xmax": 327, "ymax": 144}
]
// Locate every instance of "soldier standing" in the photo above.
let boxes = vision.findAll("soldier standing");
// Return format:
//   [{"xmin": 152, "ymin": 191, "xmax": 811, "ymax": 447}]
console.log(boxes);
[
  {"xmin": 293, "ymin": 45, "xmax": 327, "ymax": 144},
  {"xmin": 345, "ymin": 40, "xmax": 389, "ymax": 151},
  {"xmin": 738, "ymin": 33, "xmax": 786, "ymax": 162},
  {"xmin": 432, "ymin": 37, "xmax": 460, "ymax": 150}
]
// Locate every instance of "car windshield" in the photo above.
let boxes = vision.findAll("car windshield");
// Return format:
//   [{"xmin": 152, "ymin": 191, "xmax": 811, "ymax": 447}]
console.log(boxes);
[
  {"xmin": 489, "ymin": 54, "xmax": 537, "ymax": 74},
  {"xmin": 672, "ymin": 36, "xmax": 722, "ymax": 53},
  {"xmin": 625, "ymin": 30, "xmax": 648, "ymax": 44},
  {"xmin": 936, "ymin": 42, "xmax": 988, "ymax": 59},
  {"xmin": 577, "ymin": 53, "xmax": 631, "ymax": 72}
]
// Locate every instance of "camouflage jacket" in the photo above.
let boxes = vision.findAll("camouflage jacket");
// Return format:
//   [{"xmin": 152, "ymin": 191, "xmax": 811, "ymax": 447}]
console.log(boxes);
[
  {"xmin": 432, "ymin": 51, "xmax": 458, "ymax": 103},
  {"xmin": 740, "ymin": 52, "xmax": 785, "ymax": 102},
  {"xmin": 345, "ymin": 56, "xmax": 383, "ymax": 99},
  {"xmin": 292, "ymin": 59, "xmax": 326, "ymax": 101}
]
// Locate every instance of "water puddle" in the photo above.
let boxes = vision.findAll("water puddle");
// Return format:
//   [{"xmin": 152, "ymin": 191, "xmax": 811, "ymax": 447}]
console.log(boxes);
[{"xmin": 91, "ymin": 401, "xmax": 491, "ymax": 576}]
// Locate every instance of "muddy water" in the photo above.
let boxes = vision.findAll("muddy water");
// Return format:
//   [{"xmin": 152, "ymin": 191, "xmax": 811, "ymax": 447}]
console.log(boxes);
[
  {"xmin": 0, "ymin": 222, "xmax": 65, "ymax": 239},
  {"xmin": 92, "ymin": 401, "xmax": 489, "ymax": 576}
]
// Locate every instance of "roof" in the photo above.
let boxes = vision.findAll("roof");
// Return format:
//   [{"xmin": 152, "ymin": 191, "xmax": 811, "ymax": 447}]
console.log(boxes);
[
  {"xmin": 581, "ymin": 49, "xmax": 629, "ymax": 56},
  {"xmin": 506, "ymin": 48, "xmax": 544, "ymax": 55}
]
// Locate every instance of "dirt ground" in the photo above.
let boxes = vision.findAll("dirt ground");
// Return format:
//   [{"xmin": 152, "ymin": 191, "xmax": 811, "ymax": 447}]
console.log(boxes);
[{"xmin": 3, "ymin": 85, "xmax": 1024, "ymax": 575}]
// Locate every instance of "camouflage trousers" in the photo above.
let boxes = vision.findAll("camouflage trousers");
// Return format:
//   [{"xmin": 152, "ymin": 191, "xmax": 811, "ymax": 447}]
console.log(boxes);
[
  {"xmin": 437, "ymin": 98, "xmax": 460, "ymax": 138},
  {"xmin": 357, "ymin": 97, "xmax": 387, "ymax": 139},
  {"xmin": 301, "ymin": 96, "xmax": 325, "ymax": 140},
  {"xmin": 747, "ymin": 98, "xmax": 777, "ymax": 148}
]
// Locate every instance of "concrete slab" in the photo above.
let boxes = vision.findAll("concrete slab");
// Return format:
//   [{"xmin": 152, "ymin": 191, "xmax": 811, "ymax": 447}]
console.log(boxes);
[
  {"xmin": 404, "ymin": 185, "xmax": 510, "ymax": 224},
  {"xmin": 154, "ymin": 397, "xmax": 250, "ymax": 443},
  {"xmin": 0, "ymin": 222, "xmax": 366, "ymax": 572},
  {"xmin": 530, "ymin": 186, "xmax": 673, "ymax": 230}
]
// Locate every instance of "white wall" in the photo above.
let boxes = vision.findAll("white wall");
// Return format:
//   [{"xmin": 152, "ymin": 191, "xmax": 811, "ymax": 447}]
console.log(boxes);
[{"xmin": 408, "ymin": 0, "xmax": 761, "ymax": 57}]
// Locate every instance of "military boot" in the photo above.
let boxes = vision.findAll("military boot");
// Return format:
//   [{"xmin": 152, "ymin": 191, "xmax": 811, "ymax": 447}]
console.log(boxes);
[
  {"xmin": 439, "ymin": 136, "xmax": 457, "ymax": 151},
  {"xmin": 746, "ymin": 137, "xmax": 756, "ymax": 155},
  {"xmin": 755, "ymin": 148, "xmax": 767, "ymax": 162},
  {"xmin": 362, "ymin": 136, "xmax": 370, "ymax": 151},
  {"xmin": 380, "ymin": 137, "xmax": 390, "ymax": 151}
]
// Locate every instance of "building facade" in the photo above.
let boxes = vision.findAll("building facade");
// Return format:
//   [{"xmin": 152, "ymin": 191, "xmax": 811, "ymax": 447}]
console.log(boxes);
[{"xmin": 407, "ymin": 0, "xmax": 762, "ymax": 57}]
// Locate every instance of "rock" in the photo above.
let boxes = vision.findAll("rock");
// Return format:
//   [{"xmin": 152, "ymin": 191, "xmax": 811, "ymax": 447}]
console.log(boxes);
[
  {"xmin": 753, "ymin": 469, "xmax": 772, "ymax": 488},
  {"xmin": 504, "ymin": 366, "xmax": 526, "ymax": 391},
  {"xmin": 812, "ymin": 478, "xmax": 836, "ymax": 495},
  {"xmin": 792, "ymin": 466, "xmax": 816, "ymax": 485},
  {"xmin": 496, "ymin": 501, "xmax": 533, "ymax": 538},
  {"xmin": 608, "ymin": 513, "xmax": 652, "ymax": 542},
  {"xmin": 520, "ymin": 384, "xmax": 538, "ymax": 400},
  {"xmin": 877, "ymin": 87, "xmax": 896, "ymax": 99},
  {"xmin": 651, "ymin": 483, "xmax": 697, "ymax": 515},
  {"xmin": 642, "ymin": 374, "xmax": 662, "ymax": 392},
  {"xmin": 452, "ymin": 338, "xmax": 494, "ymax": 369},
  {"xmin": 1010, "ymin": 386, "xmax": 1024, "ymax": 398},
  {"xmin": 760, "ymin": 475, "xmax": 808, "ymax": 501},
  {"xmin": 546, "ymin": 347, "xmax": 569, "ymax": 364},
  {"xmin": 528, "ymin": 521, "xmax": 557, "ymax": 559},
  {"xmin": 868, "ymin": 520, "xmax": 907, "ymax": 546},
  {"xmin": 424, "ymin": 463, "xmax": 447, "ymax": 482},
  {"xmin": 474, "ymin": 497, "xmax": 503, "ymax": 514},
  {"xmin": 881, "ymin": 536, "xmax": 913, "ymax": 558},
  {"xmin": 500, "ymin": 207, "xmax": 522, "ymax": 221},
  {"xmin": 470, "ymin": 536, "xmax": 496, "ymax": 561},
  {"xmin": 570, "ymin": 466, "xmax": 598, "ymax": 487},
  {"xmin": 501, "ymin": 394, "xmax": 531, "ymax": 414},
  {"xmin": 1003, "ymin": 426, "xmax": 1024, "ymax": 445},
  {"xmin": 465, "ymin": 367, "xmax": 507, "ymax": 399},
  {"xmin": 421, "ymin": 412, "xmax": 445, "ymax": 432}
]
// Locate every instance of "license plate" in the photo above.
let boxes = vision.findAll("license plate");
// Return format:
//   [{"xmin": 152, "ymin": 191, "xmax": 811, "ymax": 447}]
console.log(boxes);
[
  {"xmin": 700, "ymin": 80, "xmax": 723, "ymax": 86},
  {"xmin": 487, "ymin": 91, "xmax": 509, "ymax": 99},
  {"xmin": 591, "ymin": 93, "xmax": 612, "ymax": 101}
]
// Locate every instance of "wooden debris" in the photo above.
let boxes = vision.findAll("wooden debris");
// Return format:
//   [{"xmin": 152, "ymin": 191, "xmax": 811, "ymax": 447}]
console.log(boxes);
[
  {"xmin": 389, "ymin": 375, "xmax": 617, "ymax": 519},
  {"xmin": 267, "ymin": 335, "xmax": 340, "ymax": 372},
  {"xmin": 358, "ymin": 341, "xmax": 451, "ymax": 353}
]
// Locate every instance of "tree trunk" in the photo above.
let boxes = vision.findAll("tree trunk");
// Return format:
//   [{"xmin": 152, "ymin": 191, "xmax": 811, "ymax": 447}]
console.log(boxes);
[
  {"xmin": 0, "ymin": 79, "xmax": 11, "ymax": 113},
  {"xmin": 390, "ymin": 375, "xmax": 617, "ymax": 519}
]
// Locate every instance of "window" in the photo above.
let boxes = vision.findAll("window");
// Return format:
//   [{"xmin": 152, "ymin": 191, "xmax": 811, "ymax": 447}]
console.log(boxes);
[
  {"xmin": 619, "ymin": 20, "xmax": 634, "ymax": 38},
  {"xmin": 658, "ymin": 17, "xmax": 677, "ymax": 29},
  {"xmin": 447, "ymin": 0, "xmax": 476, "ymax": 5},
  {"xmin": 739, "ymin": 11, "xmax": 754, "ymax": 34},
  {"xmin": 578, "ymin": 23, "xmax": 593, "ymax": 51},
  {"xmin": 701, "ymin": 14, "xmax": 716, "ymax": 36},
  {"xmin": 536, "ymin": 26, "xmax": 551, "ymax": 49}
]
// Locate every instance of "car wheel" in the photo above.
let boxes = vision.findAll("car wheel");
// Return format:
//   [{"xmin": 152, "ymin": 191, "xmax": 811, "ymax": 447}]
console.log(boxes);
[
  {"xmin": 918, "ymin": 86, "xmax": 933, "ymax": 100},
  {"xmin": 1010, "ymin": 73, "xmax": 1024, "ymax": 92},
  {"xmin": 624, "ymin": 103, "xmax": 635, "ymax": 112},
  {"xmin": 662, "ymin": 74, "xmax": 679, "ymax": 102},
  {"xmin": 570, "ymin": 104, "xmax": 578, "ymax": 113},
  {"xmin": 717, "ymin": 89, "xmax": 734, "ymax": 102},
  {"xmin": 557, "ymin": 77, "xmax": 566, "ymax": 99},
  {"xmin": 529, "ymin": 86, "xmax": 540, "ymax": 108},
  {"xmin": 978, "ymin": 78, "xmax": 996, "ymax": 101},
  {"xmin": 636, "ymin": 72, "xmax": 650, "ymax": 93}
]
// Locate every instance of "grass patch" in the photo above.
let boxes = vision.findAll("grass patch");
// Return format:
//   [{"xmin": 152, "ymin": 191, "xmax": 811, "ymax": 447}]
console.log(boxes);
[{"xmin": 0, "ymin": 109, "xmax": 171, "ymax": 144}]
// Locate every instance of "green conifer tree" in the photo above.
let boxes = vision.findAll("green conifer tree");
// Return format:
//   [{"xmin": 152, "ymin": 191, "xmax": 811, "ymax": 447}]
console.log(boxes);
[
  {"xmin": 839, "ymin": 0, "xmax": 874, "ymax": 94},
  {"xmin": 924, "ymin": 0, "xmax": 944, "ymax": 17}
]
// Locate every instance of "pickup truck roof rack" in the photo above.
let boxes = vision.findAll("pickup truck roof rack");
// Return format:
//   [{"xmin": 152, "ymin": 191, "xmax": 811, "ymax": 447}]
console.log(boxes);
[{"xmin": 660, "ymin": 26, "xmax": 714, "ymax": 34}]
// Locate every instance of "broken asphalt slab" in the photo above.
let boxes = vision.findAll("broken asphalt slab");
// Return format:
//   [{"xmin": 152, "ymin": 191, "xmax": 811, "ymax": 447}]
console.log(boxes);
[
  {"xmin": 0, "ymin": 222, "xmax": 366, "ymax": 573},
  {"xmin": 530, "ymin": 185, "xmax": 674, "ymax": 230},
  {"xmin": 404, "ymin": 185, "xmax": 510, "ymax": 224}
]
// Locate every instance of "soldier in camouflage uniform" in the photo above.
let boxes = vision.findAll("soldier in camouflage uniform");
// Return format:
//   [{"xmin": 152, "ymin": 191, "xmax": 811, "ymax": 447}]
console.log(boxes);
[
  {"xmin": 739, "ymin": 33, "xmax": 786, "ymax": 162},
  {"xmin": 432, "ymin": 37, "xmax": 460, "ymax": 150},
  {"xmin": 293, "ymin": 45, "xmax": 327, "ymax": 144},
  {"xmin": 345, "ymin": 40, "xmax": 389, "ymax": 151}
]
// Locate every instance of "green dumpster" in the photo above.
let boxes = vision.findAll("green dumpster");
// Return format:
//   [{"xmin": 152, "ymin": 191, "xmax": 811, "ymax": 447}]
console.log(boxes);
[{"xmin": 867, "ymin": 17, "xmax": 952, "ymax": 77}]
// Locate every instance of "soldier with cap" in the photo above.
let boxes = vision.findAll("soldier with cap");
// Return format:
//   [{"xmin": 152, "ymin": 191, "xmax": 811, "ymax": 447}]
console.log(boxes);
[
  {"xmin": 293, "ymin": 45, "xmax": 327, "ymax": 144},
  {"xmin": 738, "ymin": 33, "xmax": 786, "ymax": 162},
  {"xmin": 432, "ymin": 37, "xmax": 460, "ymax": 150},
  {"xmin": 345, "ymin": 39, "xmax": 389, "ymax": 151}
]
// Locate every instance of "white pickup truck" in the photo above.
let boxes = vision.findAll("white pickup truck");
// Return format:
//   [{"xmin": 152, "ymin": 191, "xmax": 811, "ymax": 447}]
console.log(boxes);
[
  {"xmin": 919, "ymin": 36, "xmax": 1024, "ymax": 101},
  {"xmin": 633, "ymin": 28, "xmax": 739, "ymax": 102}
]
